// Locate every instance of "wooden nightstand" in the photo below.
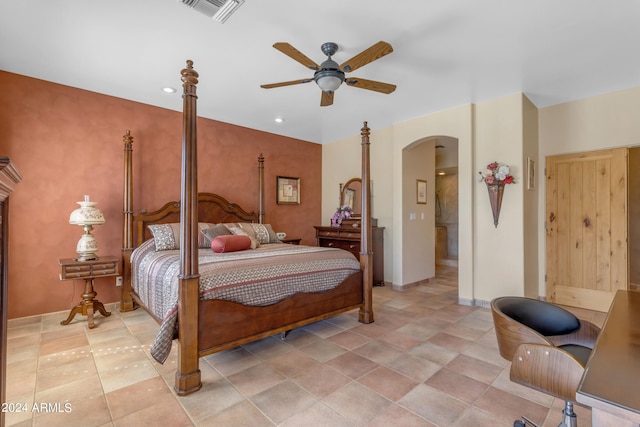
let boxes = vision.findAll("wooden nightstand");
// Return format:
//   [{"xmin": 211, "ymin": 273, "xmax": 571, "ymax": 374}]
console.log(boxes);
[
  {"xmin": 280, "ymin": 237, "xmax": 301, "ymax": 245},
  {"xmin": 58, "ymin": 256, "xmax": 119, "ymax": 329}
]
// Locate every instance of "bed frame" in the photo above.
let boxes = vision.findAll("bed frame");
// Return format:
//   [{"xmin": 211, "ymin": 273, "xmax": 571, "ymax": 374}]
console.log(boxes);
[{"xmin": 120, "ymin": 60, "xmax": 374, "ymax": 395}]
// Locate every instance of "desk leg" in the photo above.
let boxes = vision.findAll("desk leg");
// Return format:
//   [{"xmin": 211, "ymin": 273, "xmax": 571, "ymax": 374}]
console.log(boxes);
[{"xmin": 60, "ymin": 278, "xmax": 111, "ymax": 329}]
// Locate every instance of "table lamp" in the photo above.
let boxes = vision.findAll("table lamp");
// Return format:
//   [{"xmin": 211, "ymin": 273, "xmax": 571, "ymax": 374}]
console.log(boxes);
[{"xmin": 69, "ymin": 195, "xmax": 105, "ymax": 261}]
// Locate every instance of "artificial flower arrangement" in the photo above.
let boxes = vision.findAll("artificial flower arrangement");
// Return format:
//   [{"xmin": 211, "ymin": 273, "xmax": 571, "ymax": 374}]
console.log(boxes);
[
  {"xmin": 331, "ymin": 205, "xmax": 353, "ymax": 227},
  {"xmin": 477, "ymin": 161, "xmax": 515, "ymax": 185}
]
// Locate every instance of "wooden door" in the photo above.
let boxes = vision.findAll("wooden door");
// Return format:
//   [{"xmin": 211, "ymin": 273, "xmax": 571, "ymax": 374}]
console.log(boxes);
[{"xmin": 546, "ymin": 148, "xmax": 628, "ymax": 312}]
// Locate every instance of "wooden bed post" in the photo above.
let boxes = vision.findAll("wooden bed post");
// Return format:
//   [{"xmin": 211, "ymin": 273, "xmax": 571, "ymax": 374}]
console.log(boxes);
[
  {"xmin": 359, "ymin": 122, "xmax": 374, "ymax": 323},
  {"xmin": 121, "ymin": 130, "xmax": 135, "ymax": 312},
  {"xmin": 175, "ymin": 60, "xmax": 202, "ymax": 395},
  {"xmin": 258, "ymin": 154, "xmax": 265, "ymax": 223}
]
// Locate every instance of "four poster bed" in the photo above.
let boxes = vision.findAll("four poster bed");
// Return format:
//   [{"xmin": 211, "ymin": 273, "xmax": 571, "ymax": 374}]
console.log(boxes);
[{"xmin": 120, "ymin": 60, "xmax": 375, "ymax": 395}]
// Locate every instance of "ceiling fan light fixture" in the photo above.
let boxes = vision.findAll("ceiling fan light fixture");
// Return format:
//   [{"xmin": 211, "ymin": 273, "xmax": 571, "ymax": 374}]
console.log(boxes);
[{"xmin": 314, "ymin": 69, "xmax": 344, "ymax": 93}]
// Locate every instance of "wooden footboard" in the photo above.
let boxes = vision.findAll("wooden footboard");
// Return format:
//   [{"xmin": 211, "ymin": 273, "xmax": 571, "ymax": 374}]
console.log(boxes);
[{"xmin": 197, "ymin": 271, "xmax": 363, "ymax": 355}]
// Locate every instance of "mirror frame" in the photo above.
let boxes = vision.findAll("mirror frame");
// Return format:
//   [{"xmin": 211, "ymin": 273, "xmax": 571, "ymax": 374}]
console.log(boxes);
[{"xmin": 340, "ymin": 177, "xmax": 362, "ymax": 218}]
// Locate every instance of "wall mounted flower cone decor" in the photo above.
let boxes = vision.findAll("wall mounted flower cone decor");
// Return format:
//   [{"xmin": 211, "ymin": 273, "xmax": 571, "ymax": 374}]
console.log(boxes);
[
  {"xmin": 486, "ymin": 182, "xmax": 505, "ymax": 227},
  {"xmin": 477, "ymin": 161, "xmax": 515, "ymax": 228}
]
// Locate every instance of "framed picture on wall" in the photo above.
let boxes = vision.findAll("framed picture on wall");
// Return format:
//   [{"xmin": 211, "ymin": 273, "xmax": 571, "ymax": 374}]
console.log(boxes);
[
  {"xmin": 527, "ymin": 157, "xmax": 535, "ymax": 190},
  {"xmin": 417, "ymin": 179, "xmax": 427, "ymax": 204},
  {"xmin": 276, "ymin": 176, "xmax": 300, "ymax": 204}
]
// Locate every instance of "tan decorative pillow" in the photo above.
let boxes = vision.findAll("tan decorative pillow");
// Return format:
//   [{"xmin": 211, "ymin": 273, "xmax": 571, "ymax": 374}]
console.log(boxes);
[
  {"xmin": 148, "ymin": 223, "xmax": 180, "ymax": 251},
  {"xmin": 226, "ymin": 226, "xmax": 259, "ymax": 249},
  {"xmin": 249, "ymin": 223, "xmax": 280, "ymax": 244},
  {"xmin": 202, "ymin": 224, "xmax": 232, "ymax": 246}
]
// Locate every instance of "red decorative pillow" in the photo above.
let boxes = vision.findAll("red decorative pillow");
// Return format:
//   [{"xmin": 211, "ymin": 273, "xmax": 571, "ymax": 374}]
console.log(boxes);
[{"xmin": 211, "ymin": 235, "xmax": 252, "ymax": 253}]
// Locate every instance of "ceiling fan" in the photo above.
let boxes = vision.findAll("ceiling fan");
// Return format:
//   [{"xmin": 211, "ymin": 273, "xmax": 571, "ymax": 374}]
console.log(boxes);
[{"xmin": 261, "ymin": 41, "xmax": 396, "ymax": 106}]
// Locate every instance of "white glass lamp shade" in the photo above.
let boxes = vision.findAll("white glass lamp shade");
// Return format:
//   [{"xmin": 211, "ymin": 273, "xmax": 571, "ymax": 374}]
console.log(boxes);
[
  {"xmin": 69, "ymin": 195, "xmax": 105, "ymax": 261},
  {"xmin": 316, "ymin": 75, "xmax": 343, "ymax": 93},
  {"xmin": 69, "ymin": 196, "xmax": 105, "ymax": 226}
]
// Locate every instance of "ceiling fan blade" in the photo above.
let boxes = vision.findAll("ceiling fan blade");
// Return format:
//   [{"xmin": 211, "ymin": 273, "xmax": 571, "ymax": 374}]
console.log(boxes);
[
  {"xmin": 345, "ymin": 77, "xmax": 396, "ymax": 94},
  {"xmin": 320, "ymin": 91, "xmax": 334, "ymax": 107},
  {"xmin": 273, "ymin": 42, "xmax": 320, "ymax": 71},
  {"xmin": 260, "ymin": 79, "xmax": 312, "ymax": 89},
  {"xmin": 340, "ymin": 41, "xmax": 393, "ymax": 72}
]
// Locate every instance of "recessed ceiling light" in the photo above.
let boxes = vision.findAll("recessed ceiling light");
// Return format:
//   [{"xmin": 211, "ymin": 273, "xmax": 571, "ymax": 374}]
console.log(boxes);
[
  {"xmin": 274, "ymin": 117, "xmax": 284, "ymax": 123},
  {"xmin": 162, "ymin": 87, "xmax": 177, "ymax": 93}
]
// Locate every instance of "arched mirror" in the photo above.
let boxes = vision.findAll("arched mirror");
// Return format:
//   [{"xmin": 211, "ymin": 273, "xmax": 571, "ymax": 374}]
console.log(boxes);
[{"xmin": 340, "ymin": 178, "xmax": 362, "ymax": 218}]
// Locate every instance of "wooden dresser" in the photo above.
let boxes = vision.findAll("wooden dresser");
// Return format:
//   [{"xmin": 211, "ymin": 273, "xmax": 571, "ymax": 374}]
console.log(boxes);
[
  {"xmin": 0, "ymin": 158, "xmax": 22, "ymax": 427},
  {"xmin": 314, "ymin": 225, "xmax": 385, "ymax": 285}
]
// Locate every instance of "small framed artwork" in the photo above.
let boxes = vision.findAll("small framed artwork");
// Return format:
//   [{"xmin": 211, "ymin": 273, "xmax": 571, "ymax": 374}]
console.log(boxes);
[
  {"xmin": 527, "ymin": 157, "xmax": 535, "ymax": 191},
  {"xmin": 416, "ymin": 179, "xmax": 427, "ymax": 204},
  {"xmin": 276, "ymin": 176, "xmax": 300, "ymax": 204}
]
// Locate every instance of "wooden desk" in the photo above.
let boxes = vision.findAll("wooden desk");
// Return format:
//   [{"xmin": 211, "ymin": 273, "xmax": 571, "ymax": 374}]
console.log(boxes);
[{"xmin": 577, "ymin": 290, "xmax": 640, "ymax": 426}]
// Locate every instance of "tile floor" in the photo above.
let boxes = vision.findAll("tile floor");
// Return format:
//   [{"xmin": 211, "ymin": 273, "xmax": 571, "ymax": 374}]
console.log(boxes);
[{"xmin": 5, "ymin": 266, "xmax": 606, "ymax": 426}]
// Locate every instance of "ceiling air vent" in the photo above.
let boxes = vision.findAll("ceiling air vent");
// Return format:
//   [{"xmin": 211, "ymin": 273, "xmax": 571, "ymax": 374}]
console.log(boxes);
[{"xmin": 179, "ymin": 0, "xmax": 245, "ymax": 23}]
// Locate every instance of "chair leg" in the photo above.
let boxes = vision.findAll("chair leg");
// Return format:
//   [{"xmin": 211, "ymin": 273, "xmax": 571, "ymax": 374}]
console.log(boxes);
[
  {"xmin": 514, "ymin": 415, "xmax": 538, "ymax": 427},
  {"xmin": 560, "ymin": 401, "xmax": 577, "ymax": 427}
]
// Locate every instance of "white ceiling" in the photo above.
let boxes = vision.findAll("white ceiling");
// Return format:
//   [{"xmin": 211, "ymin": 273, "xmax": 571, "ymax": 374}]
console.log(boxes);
[{"xmin": 2, "ymin": 1, "xmax": 640, "ymax": 144}]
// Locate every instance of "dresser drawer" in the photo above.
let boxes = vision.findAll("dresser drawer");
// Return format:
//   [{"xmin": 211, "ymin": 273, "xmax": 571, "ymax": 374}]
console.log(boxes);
[
  {"xmin": 318, "ymin": 230, "xmax": 361, "ymax": 240},
  {"xmin": 319, "ymin": 238, "xmax": 360, "ymax": 253}
]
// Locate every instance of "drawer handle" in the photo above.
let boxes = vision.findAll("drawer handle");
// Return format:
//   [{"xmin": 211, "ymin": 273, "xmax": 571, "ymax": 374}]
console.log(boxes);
[
  {"xmin": 349, "ymin": 244, "xmax": 355, "ymax": 249},
  {"xmin": 327, "ymin": 243, "xmax": 333, "ymax": 247}
]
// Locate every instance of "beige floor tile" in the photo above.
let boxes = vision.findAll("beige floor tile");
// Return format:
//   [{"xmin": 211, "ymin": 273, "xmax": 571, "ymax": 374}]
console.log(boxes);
[
  {"xmin": 323, "ymin": 381, "xmax": 392, "ymax": 425},
  {"xmin": 291, "ymin": 364, "xmax": 351, "ymax": 398},
  {"xmin": 279, "ymin": 401, "xmax": 351, "ymax": 427},
  {"xmin": 386, "ymin": 352, "xmax": 442, "ymax": 382},
  {"xmin": 398, "ymin": 383, "xmax": 469, "ymax": 426},
  {"xmin": 298, "ymin": 338, "xmax": 347, "ymax": 362},
  {"xmin": 324, "ymin": 351, "xmax": 379, "ymax": 379},
  {"xmin": 31, "ymin": 395, "xmax": 111, "ymax": 427},
  {"xmin": 97, "ymin": 359, "xmax": 158, "ymax": 393},
  {"xmin": 353, "ymin": 339, "xmax": 404, "ymax": 365},
  {"xmin": 112, "ymin": 398, "xmax": 192, "ymax": 427},
  {"xmin": 264, "ymin": 349, "xmax": 320, "ymax": 378},
  {"xmin": 177, "ymin": 378, "xmax": 245, "ymax": 422},
  {"xmin": 425, "ymin": 367, "xmax": 488, "ymax": 404},
  {"xmin": 198, "ymin": 400, "xmax": 275, "ymax": 427},
  {"xmin": 427, "ymin": 331, "xmax": 474, "ymax": 352},
  {"xmin": 445, "ymin": 354, "xmax": 503, "ymax": 384},
  {"xmin": 35, "ymin": 356, "xmax": 98, "ymax": 392},
  {"xmin": 227, "ymin": 363, "xmax": 287, "ymax": 396},
  {"xmin": 105, "ymin": 376, "xmax": 174, "ymax": 420},
  {"xmin": 368, "ymin": 404, "xmax": 437, "ymax": 427},
  {"xmin": 250, "ymin": 380, "xmax": 317, "ymax": 424},
  {"xmin": 474, "ymin": 386, "xmax": 549, "ymax": 426},
  {"xmin": 325, "ymin": 329, "xmax": 371, "ymax": 350},
  {"xmin": 358, "ymin": 366, "xmax": 419, "ymax": 401}
]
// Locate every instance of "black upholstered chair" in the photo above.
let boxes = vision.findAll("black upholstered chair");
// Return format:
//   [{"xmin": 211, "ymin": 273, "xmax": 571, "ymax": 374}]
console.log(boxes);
[{"xmin": 491, "ymin": 297, "xmax": 600, "ymax": 427}]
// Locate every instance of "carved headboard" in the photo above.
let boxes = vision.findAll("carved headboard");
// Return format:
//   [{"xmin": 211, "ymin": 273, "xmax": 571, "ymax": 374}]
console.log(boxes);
[{"xmin": 133, "ymin": 192, "xmax": 257, "ymax": 247}]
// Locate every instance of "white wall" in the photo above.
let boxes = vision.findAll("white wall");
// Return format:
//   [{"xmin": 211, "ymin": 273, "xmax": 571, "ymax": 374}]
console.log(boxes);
[
  {"xmin": 402, "ymin": 140, "xmax": 435, "ymax": 285},
  {"xmin": 473, "ymin": 94, "xmax": 526, "ymax": 301}
]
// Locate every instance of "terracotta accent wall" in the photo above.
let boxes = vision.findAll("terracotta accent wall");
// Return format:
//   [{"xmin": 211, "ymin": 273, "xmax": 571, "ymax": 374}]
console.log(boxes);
[{"xmin": 0, "ymin": 71, "xmax": 321, "ymax": 319}]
